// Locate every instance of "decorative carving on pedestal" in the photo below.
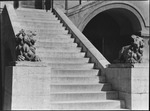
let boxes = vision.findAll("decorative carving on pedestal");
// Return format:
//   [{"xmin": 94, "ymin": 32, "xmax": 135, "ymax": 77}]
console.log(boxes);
[
  {"xmin": 15, "ymin": 29, "xmax": 41, "ymax": 62},
  {"xmin": 115, "ymin": 35, "xmax": 144, "ymax": 64}
]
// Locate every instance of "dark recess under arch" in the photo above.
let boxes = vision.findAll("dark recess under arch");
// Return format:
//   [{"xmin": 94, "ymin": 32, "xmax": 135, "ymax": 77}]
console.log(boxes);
[{"xmin": 83, "ymin": 8, "xmax": 141, "ymax": 63}]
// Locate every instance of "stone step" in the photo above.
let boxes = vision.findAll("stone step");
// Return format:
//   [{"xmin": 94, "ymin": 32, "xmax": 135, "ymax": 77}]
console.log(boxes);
[
  {"xmin": 39, "ymin": 56, "xmax": 85, "ymax": 60},
  {"xmin": 17, "ymin": 19, "xmax": 60, "ymax": 24},
  {"xmin": 11, "ymin": 97, "xmax": 124, "ymax": 110},
  {"xmin": 36, "ymin": 34, "xmax": 71, "ymax": 39},
  {"xmin": 13, "ymin": 26, "xmax": 67, "ymax": 36},
  {"xmin": 36, "ymin": 46, "xmax": 81, "ymax": 51},
  {"xmin": 16, "ymin": 11, "xmax": 54, "ymax": 18},
  {"xmin": 36, "ymin": 39, "xmax": 73, "ymax": 44},
  {"xmin": 36, "ymin": 38, "xmax": 74, "ymax": 43},
  {"xmin": 16, "ymin": 11, "xmax": 56, "ymax": 18},
  {"xmin": 49, "ymin": 91, "xmax": 119, "ymax": 102},
  {"xmin": 41, "ymin": 58, "xmax": 89, "ymax": 64},
  {"xmin": 50, "ymin": 100, "xmax": 124, "ymax": 110},
  {"xmin": 37, "ymin": 52, "xmax": 85, "ymax": 58},
  {"xmin": 17, "ymin": 8, "xmax": 50, "ymax": 12},
  {"xmin": 50, "ymin": 75, "xmax": 105, "ymax": 83},
  {"xmin": 35, "ymin": 42, "xmax": 77, "ymax": 48},
  {"xmin": 17, "ymin": 16, "xmax": 58, "ymax": 21},
  {"xmin": 16, "ymin": 9, "xmax": 53, "ymax": 14},
  {"xmin": 34, "ymin": 30, "xmax": 68, "ymax": 35},
  {"xmin": 36, "ymin": 36, "xmax": 71, "ymax": 41},
  {"xmin": 18, "ymin": 19, "xmax": 61, "ymax": 25},
  {"xmin": 50, "ymin": 83, "xmax": 112, "ymax": 92},
  {"xmin": 36, "ymin": 30, "xmax": 68, "ymax": 35},
  {"xmin": 51, "ymin": 69, "xmax": 99, "ymax": 76},
  {"xmin": 20, "ymin": 22, "xmax": 63, "ymax": 28},
  {"xmin": 50, "ymin": 76, "xmax": 99, "ymax": 84},
  {"xmin": 20, "ymin": 21, "xmax": 63, "ymax": 27},
  {"xmin": 16, "ymin": 14, "xmax": 56, "ymax": 20},
  {"xmin": 23, "ymin": 27, "xmax": 66, "ymax": 32},
  {"xmin": 36, "ymin": 47, "xmax": 81, "ymax": 52},
  {"xmin": 24, "ymin": 25, "xmax": 63, "ymax": 29},
  {"xmin": 36, "ymin": 49, "xmax": 81, "ymax": 53},
  {"xmin": 47, "ymin": 63, "xmax": 94, "ymax": 69}
]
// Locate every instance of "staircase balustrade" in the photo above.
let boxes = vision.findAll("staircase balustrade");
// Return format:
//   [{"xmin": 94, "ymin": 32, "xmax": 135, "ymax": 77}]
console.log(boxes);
[
  {"xmin": 1, "ymin": 4, "xmax": 18, "ymax": 72},
  {"xmin": 53, "ymin": 7, "xmax": 110, "ymax": 75}
]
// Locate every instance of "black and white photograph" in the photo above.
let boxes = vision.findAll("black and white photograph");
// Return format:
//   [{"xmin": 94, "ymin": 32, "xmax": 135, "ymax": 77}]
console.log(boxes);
[{"xmin": 0, "ymin": 0, "xmax": 149, "ymax": 110}]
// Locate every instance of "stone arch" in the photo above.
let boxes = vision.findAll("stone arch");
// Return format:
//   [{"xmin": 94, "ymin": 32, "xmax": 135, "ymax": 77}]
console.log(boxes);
[
  {"xmin": 79, "ymin": 3, "xmax": 146, "ymax": 35},
  {"xmin": 81, "ymin": 2, "xmax": 148, "ymax": 63}
]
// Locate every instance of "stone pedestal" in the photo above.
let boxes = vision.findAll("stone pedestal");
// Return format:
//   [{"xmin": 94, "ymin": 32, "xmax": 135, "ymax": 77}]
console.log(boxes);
[
  {"xmin": 3, "ymin": 62, "xmax": 50, "ymax": 110},
  {"xmin": 106, "ymin": 63, "xmax": 149, "ymax": 110}
]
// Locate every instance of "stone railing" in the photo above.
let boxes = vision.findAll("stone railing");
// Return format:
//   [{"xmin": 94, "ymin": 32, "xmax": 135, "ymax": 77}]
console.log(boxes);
[
  {"xmin": 6, "ymin": 4, "xmax": 21, "ymax": 33},
  {"xmin": 53, "ymin": 7, "xmax": 110, "ymax": 75},
  {"xmin": 1, "ymin": 3, "xmax": 19, "ymax": 67}
]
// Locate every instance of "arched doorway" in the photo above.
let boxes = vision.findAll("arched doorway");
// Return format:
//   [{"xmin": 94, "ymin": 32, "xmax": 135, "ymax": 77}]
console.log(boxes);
[{"xmin": 83, "ymin": 8, "xmax": 142, "ymax": 63}]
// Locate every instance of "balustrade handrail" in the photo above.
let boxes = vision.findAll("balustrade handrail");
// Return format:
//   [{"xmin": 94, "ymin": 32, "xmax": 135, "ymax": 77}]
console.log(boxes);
[
  {"xmin": 5, "ymin": 4, "xmax": 21, "ymax": 34},
  {"xmin": 53, "ymin": 7, "xmax": 110, "ymax": 75},
  {"xmin": 1, "ymin": 3, "xmax": 18, "ymax": 90},
  {"xmin": 1, "ymin": 3, "xmax": 21, "ymax": 63}
]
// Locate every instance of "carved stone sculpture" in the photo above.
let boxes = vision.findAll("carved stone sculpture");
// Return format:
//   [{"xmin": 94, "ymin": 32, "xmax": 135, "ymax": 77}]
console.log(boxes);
[
  {"xmin": 15, "ymin": 29, "xmax": 41, "ymax": 61},
  {"xmin": 115, "ymin": 35, "xmax": 144, "ymax": 64}
]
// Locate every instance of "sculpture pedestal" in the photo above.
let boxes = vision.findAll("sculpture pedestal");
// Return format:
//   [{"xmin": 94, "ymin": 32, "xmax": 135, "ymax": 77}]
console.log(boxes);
[
  {"xmin": 3, "ymin": 61, "xmax": 50, "ymax": 110},
  {"xmin": 9, "ymin": 61, "xmax": 48, "ymax": 67},
  {"xmin": 106, "ymin": 63, "xmax": 149, "ymax": 110}
]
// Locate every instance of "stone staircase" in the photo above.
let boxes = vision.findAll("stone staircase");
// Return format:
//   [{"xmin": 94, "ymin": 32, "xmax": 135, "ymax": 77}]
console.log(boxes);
[{"xmin": 9, "ymin": 8, "xmax": 125, "ymax": 110}]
